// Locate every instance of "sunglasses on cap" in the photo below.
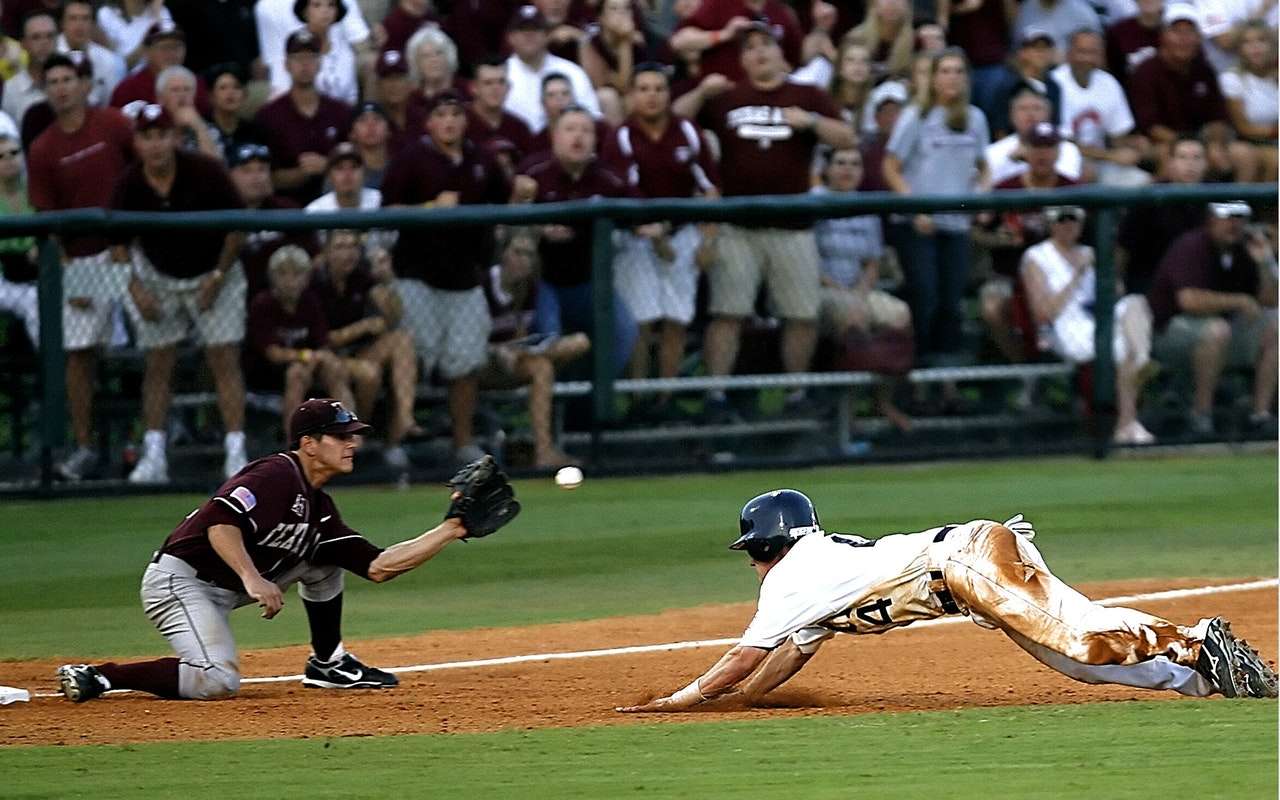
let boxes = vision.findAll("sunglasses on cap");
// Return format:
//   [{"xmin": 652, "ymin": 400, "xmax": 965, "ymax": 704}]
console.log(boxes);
[
  {"xmin": 235, "ymin": 143, "xmax": 271, "ymax": 161},
  {"xmin": 1045, "ymin": 206, "xmax": 1084, "ymax": 223},
  {"xmin": 1209, "ymin": 201, "xmax": 1251, "ymax": 219}
]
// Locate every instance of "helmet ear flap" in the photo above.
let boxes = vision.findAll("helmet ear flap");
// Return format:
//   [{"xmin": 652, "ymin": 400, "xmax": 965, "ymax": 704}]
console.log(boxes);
[{"xmin": 744, "ymin": 538, "xmax": 782, "ymax": 563}]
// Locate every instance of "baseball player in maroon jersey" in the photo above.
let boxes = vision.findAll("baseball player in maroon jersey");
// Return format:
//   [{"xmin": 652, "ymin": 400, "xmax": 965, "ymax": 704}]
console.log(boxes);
[{"xmin": 56, "ymin": 398, "xmax": 518, "ymax": 701}]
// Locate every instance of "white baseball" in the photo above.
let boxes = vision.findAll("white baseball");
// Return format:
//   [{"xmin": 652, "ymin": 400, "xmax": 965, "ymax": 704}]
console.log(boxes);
[{"xmin": 554, "ymin": 466, "xmax": 583, "ymax": 489}]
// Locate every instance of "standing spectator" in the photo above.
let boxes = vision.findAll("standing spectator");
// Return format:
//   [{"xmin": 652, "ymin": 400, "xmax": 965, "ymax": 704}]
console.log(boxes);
[
  {"xmin": 255, "ymin": 30, "xmax": 353, "ymax": 205},
  {"xmin": 245, "ymin": 245, "xmax": 355, "ymax": 442},
  {"xmin": 827, "ymin": 39, "xmax": 877, "ymax": 135},
  {"xmin": 17, "ymin": 48, "xmax": 86, "ymax": 150},
  {"xmin": 669, "ymin": 0, "xmax": 804, "ymax": 83},
  {"xmin": 503, "ymin": 5, "xmax": 601, "ymax": 133},
  {"xmin": 859, "ymin": 80, "xmax": 909, "ymax": 191},
  {"xmin": 155, "ymin": 66, "xmax": 221, "ymax": 158},
  {"xmin": 311, "ymin": 229, "xmax": 422, "ymax": 468},
  {"xmin": 267, "ymin": 0, "xmax": 362, "ymax": 106},
  {"xmin": 1050, "ymin": 29, "xmax": 1148, "ymax": 185},
  {"xmin": 380, "ymin": 0, "xmax": 440, "ymax": 55},
  {"xmin": 96, "ymin": 0, "xmax": 173, "ymax": 69},
  {"xmin": 985, "ymin": 86, "xmax": 1083, "ymax": 183},
  {"xmin": 1105, "ymin": 0, "xmax": 1162, "ymax": 86},
  {"xmin": 939, "ymin": 0, "xmax": 1015, "ymax": 114},
  {"xmin": 1022, "ymin": 205, "xmax": 1157, "ymax": 444},
  {"xmin": 581, "ymin": 0, "xmax": 648, "ymax": 98},
  {"xmin": 404, "ymin": 24, "xmax": 468, "ymax": 119},
  {"xmin": 883, "ymin": 48, "xmax": 990, "ymax": 367},
  {"xmin": 1147, "ymin": 202, "xmax": 1277, "ymax": 435},
  {"xmin": 1013, "ymin": 0, "xmax": 1103, "ymax": 54},
  {"xmin": 604, "ymin": 63, "xmax": 718, "ymax": 403},
  {"xmin": 534, "ymin": 0, "xmax": 592, "ymax": 63},
  {"xmin": 523, "ymin": 72, "xmax": 612, "ymax": 158},
  {"xmin": 109, "ymin": 21, "xmax": 212, "ymax": 116},
  {"xmin": 1115, "ymin": 136, "xmax": 1208, "ymax": 295},
  {"xmin": 370, "ymin": 49, "xmax": 421, "ymax": 155},
  {"xmin": 844, "ymin": 0, "xmax": 915, "ymax": 80},
  {"xmin": 676, "ymin": 23, "xmax": 854, "ymax": 410},
  {"xmin": 346, "ymin": 101, "xmax": 392, "ymax": 188},
  {"xmin": 987, "ymin": 28, "xmax": 1063, "ymax": 138},
  {"xmin": 228, "ymin": 142, "xmax": 315, "ymax": 306},
  {"xmin": 0, "ymin": 133, "xmax": 38, "ymax": 349},
  {"xmin": 257, "ymin": 0, "xmax": 370, "ymax": 98},
  {"xmin": 28, "ymin": 52, "xmax": 135, "ymax": 482},
  {"xmin": 381, "ymin": 90, "xmax": 514, "ymax": 464},
  {"xmin": 56, "ymin": 0, "xmax": 124, "ymax": 107},
  {"xmin": 205, "ymin": 63, "xmax": 267, "ymax": 164},
  {"xmin": 113, "ymin": 105, "xmax": 249, "ymax": 484},
  {"xmin": 442, "ymin": 0, "xmax": 520, "ymax": 72},
  {"xmin": 2, "ymin": 10, "xmax": 56, "ymax": 128},
  {"xmin": 1218, "ymin": 20, "xmax": 1277, "ymax": 182},
  {"xmin": 465, "ymin": 57, "xmax": 534, "ymax": 176}
]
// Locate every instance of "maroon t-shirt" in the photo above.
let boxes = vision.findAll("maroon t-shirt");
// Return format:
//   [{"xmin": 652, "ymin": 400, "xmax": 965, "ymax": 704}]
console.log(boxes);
[
  {"xmin": 948, "ymin": 0, "xmax": 1011, "ymax": 67},
  {"xmin": 161, "ymin": 450, "xmax": 383, "ymax": 591},
  {"xmin": 244, "ymin": 287, "xmax": 329, "ymax": 389},
  {"xmin": 311, "ymin": 263, "xmax": 377, "ymax": 337},
  {"xmin": 253, "ymin": 93, "xmax": 353, "ymax": 204},
  {"xmin": 109, "ymin": 68, "xmax": 212, "ymax": 117},
  {"xmin": 27, "ymin": 106, "xmax": 134, "ymax": 258},
  {"xmin": 380, "ymin": 5, "xmax": 440, "ymax": 54},
  {"xmin": 1147, "ymin": 228, "xmax": 1262, "ymax": 331},
  {"xmin": 525, "ymin": 118, "xmax": 613, "ymax": 164},
  {"xmin": 1106, "ymin": 17, "xmax": 1160, "ymax": 87},
  {"xmin": 701, "ymin": 80, "xmax": 838, "ymax": 198},
  {"xmin": 380, "ymin": 136, "xmax": 511, "ymax": 290},
  {"xmin": 1128, "ymin": 53, "xmax": 1227, "ymax": 136},
  {"xmin": 240, "ymin": 195, "xmax": 316, "ymax": 306},
  {"xmin": 464, "ymin": 105, "xmax": 534, "ymax": 165},
  {"xmin": 679, "ymin": 0, "xmax": 804, "ymax": 81},
  {"xmin": 601, "ymin": 115, "xmax": 719, "ymax": 199},
  {"xmin": 111, "ymin": 150, "xmax": 244, "ymax": 279},
  {"xmin": 521, "ymin": 156, "xmax": 633, "ymax": 286}
]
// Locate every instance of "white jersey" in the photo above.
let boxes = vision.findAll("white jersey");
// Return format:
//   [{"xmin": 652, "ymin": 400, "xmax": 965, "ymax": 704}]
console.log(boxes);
[{"xmin": 739, "ymin": 521, "xmax": 989, "ymax": 652}]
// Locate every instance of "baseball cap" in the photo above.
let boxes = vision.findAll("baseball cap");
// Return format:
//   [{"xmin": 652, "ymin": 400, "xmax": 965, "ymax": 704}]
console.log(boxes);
[
  {"xmin": 229, "ymin": 142, "xmax": 272, "ymax": 168},
  {"xmin": 133, "ymin": 103, "xmax": 174, "ymax": 132},
  {"xmin": 1209, "ymin": 201, "xmax": 1251, "ymax": 219},
  {"xmin": 423, "ymin": 88, "xmax": 465, "ymax": 114},
  {"xmin": 1044, "ymin": 205, "xmax": 1085, "ymax": 222},
  {"xmin": 1017, "ymin": 27, "xmax": 1054, "ymax": 48},
  {"xmin": 1026, "ymin": 121, "xmax": 1060, "ymax": 147},
  {"xmin": 45, "ymin": 50, "xmax": 93, "ymax": 79},
  {"xmin": 1163, "ymin": 3, "xmax": 1201, "ymax": 28},
  {"xmin": 508, "ymin": 4, "xmax": 549, "ymax": 31},
  {"xmin": 376, "ymin": 49, "xmax": 409, "ymax": 78},
  {"xmin": 144, "ymin": 20, "xmax": 184, "ymax": 46},
  {"xmin": 354, "ymin": 100, "xmax": 390, "ymax": 121},
  {"xmin": 327, "ymin": 141, "xmax": 363, "ymax": 168},
  {"xmin": 285, "ymin": 29, "xmax": 322, "ymax": 55},
  {"xmin": 869, "ymin": 80, "xmax": 909, "ymax": 110},
  {"xmin": 739, "ymin": 19, "xmax": 782, "ymax": 46},
  {"xmin": 290, "ymin": 398, "xmax": 373, "ymax": 442}
]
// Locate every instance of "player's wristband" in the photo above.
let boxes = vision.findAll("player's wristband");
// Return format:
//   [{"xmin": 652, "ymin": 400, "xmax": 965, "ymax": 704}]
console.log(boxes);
[{"xmin": 671, "ymin": 678, "xmax": 706, "ymax": 706}]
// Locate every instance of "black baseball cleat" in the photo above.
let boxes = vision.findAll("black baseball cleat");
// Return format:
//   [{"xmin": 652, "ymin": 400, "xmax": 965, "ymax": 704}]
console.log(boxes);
[
  {"xmin": 302, "ymin": 652, "xmax": 399, "ymax": 689},
  {"xmin": 1196, "ymin": 617, "xmax": 1241, "ymax": 698},
  {"xmin": 1232, "ymin": 638, "xmax": 1279, "ymax": 699},
  {"xmin": 56, "ymin": 664, "xmax": 111, "ymax": 702}
]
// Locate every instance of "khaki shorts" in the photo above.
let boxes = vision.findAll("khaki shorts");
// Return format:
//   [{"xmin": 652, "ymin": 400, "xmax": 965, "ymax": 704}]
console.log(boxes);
[
  {"xmin": 125, "ymin": 250, "xmax": 246, "ymax": 350},
  {"xmin": 63, "ymin": 251, "xmax": 130, "ymax": 351},
  {"xmin": 1153, "ymin": 310, "xmax": 1275, "ymax": 369},
  {"xmin": 708, "ymin": 226, "xmax": 820, "ymax": 320},
  {"xmin": 819, "ymin": 286, "xmax": 911, "ymax": 336},
  {"xmin": 395, "ymin": 280, "xmax": 491, "ymax": 380}
]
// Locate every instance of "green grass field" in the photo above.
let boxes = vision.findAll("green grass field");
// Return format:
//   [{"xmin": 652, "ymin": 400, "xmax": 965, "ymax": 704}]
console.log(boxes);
[{"xmin": 2, "ymin": 453, "xmax": 1276, "ymax": 797}]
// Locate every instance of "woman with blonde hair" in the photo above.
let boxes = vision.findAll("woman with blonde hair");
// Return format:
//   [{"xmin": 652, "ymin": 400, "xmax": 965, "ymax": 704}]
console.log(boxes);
[
  {"xmin": 1220, "ymin": 20, "xmax": 1278, "ymax": 182},
  {"xmin": 844, "ymin": 0, "xmax": 914, "ymax": 80},
  {"xmin": 828, "ymin": 40, "xmax": 877, "ymax": 134}
]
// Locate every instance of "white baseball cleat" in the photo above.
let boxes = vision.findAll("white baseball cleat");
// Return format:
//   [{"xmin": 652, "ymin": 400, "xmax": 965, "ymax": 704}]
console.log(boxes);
[{"xmin": 128, "ymin": 452, "xmax": 170, "ymax": 485}]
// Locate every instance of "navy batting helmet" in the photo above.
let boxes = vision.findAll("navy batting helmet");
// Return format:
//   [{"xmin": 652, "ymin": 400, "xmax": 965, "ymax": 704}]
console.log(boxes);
[{"xmin": 730, "ymin": 489, "xmax": 822, "ymax": 563}]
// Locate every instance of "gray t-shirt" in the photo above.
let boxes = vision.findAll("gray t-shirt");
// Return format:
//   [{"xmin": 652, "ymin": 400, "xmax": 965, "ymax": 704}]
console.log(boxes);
[
  {"xmin": 886, "ymin": 104, "xmax": 989, "ymax": 233},
  {"xmin": 1014, "ymin": 0, "xmax": 1102, "ymax": 52},
  {"xmin": 811, "ymin": 185, "xmax": 884, "ymax": 288}
]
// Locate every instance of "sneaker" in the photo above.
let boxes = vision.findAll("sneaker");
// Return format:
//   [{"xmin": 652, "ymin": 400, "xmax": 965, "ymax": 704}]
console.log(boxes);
[
  {"xmin": 383, "ymin": 445, "xmax": 410, "ymax": 470},
  {"xmin": 453, "ymin": 443, "xmax": 487, "ymax": 466},
  {"xmin": 223, "ymin": 448, "xmax": 248, "ymax": 480},
  {"xmin": 55, "ymin": 447, "xmax": 98, "ymax": 482},
  {"xmin": 128, "ymin": 452, "xmax": 170, "ymax": 484},
  {"xmin": 1196, "ymin": 617, "xmax": 1240, "ymax": 698},
  {"xmin": 56, "ymin": 664, "xmax": 110, "ymax": 702},
  {"xmin": 1232, "ymin": 638, "xmax": 1279, "ymax": 699},
  {"xmin": 302, "ymin": 652, "xmax": 399, "ymax": 689}
]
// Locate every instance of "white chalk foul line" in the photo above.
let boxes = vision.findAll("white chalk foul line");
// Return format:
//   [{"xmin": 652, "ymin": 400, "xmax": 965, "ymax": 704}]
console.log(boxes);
[{"xmin": 28, "ymin": 578, "xmax": 1278, "ymax": 698}]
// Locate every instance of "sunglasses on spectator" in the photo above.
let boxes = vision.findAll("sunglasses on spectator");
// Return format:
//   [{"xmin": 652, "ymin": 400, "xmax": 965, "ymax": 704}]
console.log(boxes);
[{"xmin": 236, "ymin": 144, "xmax": 271, "ymax": 161}]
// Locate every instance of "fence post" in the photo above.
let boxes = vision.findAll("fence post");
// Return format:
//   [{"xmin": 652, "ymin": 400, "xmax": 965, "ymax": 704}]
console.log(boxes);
[
  {"xmin": 36, "ymin": 238, "xmax": 64, "ymax": 488},
  {"xmin": 1092, "ymin": 206, "xmax": 1117, "ymax": 459},
  {"xmin": 590, "ymin": 217, "xmax": 616, "ymax": 460}
]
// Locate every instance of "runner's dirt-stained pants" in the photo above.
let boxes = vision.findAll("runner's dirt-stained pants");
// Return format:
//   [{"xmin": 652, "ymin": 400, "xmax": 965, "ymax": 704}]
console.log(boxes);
[{"xmin": 937, "ymin": 521, "xmax": 1214, "ymax": 697}]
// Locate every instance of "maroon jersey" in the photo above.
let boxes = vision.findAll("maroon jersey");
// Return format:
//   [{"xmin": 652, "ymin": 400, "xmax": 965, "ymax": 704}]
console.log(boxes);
[
  {"xmin": 465, "ymin": 106, "xmax": 534, "ymax": 164},
  {"xmin": 1147, "ymin": 228, "xmax": 1262, "ymax": 331},
  {"xmin": 311, "ymin": 263, "xmax": 378, "ymax": 341},
  {"xmin": 525, "ymin": 118, "xmax": 613, "ymax": 164},
  {"xmin": 253, "ymin": 93, "xmax": 353, "ymax": 204},
  {"xmin": 111, "ymin": 150, "xmax": 244, "ymax": 279},
  {"xmin": 1128, "ymin": 54, "xmax": 1227, "ymax": 136},
  {"xmin": 380, "ymin": 136, "xmax": 511, "ymax": 290},
  {"xmin": 244, "ymin": 287, "xmax": 329, "ymax": 389},
  {"xmin": 521, "ymin": 156, "xmax": 633, "ymax": 286},
  {"xmin": 381, "ymin": 5, "xmax": 440, "ymax": 54},
  {"xmin": 240, "ymin": 195, "xmax": 317, "ymax": 306},
  {"xmin": 701, "ymin": 80, "xmax": 839, "ymax": 198},
  {"xmin": 1106, "ymin": 17, "xmax": 1160, "ymax": 87},
  {"xmin": 27, "ymin": 106, "xmax": 134, "ymax": 258},
  {"xmin": 161, "ymin": 451, "xmax": 383, "ymax": 591},
  {"xmin": 602, "ymin": 114, "xmax": 718, "ymax": 199},
  {"xmin": 678, "ymin": 0, "xmax": 804, "ymax": 81},
  {"xmin": 110, "ymin": 68, "xmax": 212, "ymax": 117}
]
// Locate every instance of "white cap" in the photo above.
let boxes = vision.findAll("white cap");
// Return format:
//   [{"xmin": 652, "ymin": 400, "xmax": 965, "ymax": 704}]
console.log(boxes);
[
  {"xmin": 869, "ymin": 80, "xmax": 909, "ymax": 110},
  {"xmin": 1163, "ymin": 3, "xmax": 1201, "ymax": 29}
]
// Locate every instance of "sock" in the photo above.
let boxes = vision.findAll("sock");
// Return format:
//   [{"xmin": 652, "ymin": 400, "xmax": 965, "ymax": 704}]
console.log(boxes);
[
  {"xmin": 143, "ymin": 429, "xmax": 166, "ymax": 458},
  {"xmin": 96, "ymin": 658, "xmax": 180, "ymax": 698},
  {"xmin": 304, "ymin": 593, "xmax": 344, "ymax": 662},
  {"xmin": 224, "ymin": 430, "xmax": 245, "ymax": 453}
]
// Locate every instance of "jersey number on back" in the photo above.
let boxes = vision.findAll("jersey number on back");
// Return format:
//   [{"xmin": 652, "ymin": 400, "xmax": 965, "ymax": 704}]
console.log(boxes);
[{"xmin": 827, "ymin": 534, "xmax": 895, "ymax": 628}]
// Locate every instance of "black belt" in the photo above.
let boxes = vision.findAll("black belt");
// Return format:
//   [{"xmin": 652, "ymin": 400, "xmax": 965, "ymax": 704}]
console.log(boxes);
[
  {"xmin": 151, "ymin": 550, "xmax": 216, "ymax": 584},
  {"xmin": 929, "ymin": 526, "xmax": 960, "ymax": 614}
]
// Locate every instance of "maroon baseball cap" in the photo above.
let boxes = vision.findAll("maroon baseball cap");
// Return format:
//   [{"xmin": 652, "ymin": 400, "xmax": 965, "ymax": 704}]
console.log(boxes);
[
  {"xmin": 1026, "ymin": 121, "xmax": 1060, "ymax": 147},
  {"xmin": 508, "ymin": 4, "xmax": 549, "ymax": 31},
  {"xmin": 739, "ymin": 19, "xmax": 782, "ymax": 46},
  {"xmin": 291, "ymin": 398, "xmax": 373, "ymax": 442},
  {"xmin": 424, "ymin": 88, "xmax": 465, "ymax": 114},
  {"xmin": 133, "ymin": 103, "xmax": 174, "ymax": 133},
  {"xmin": 144, "ymin": 20, "xmax": 184, "ymax": 46},
  {"xmin": 327, "ymin": 141, "xmax": 363, "ymax": 168},
  {"xmin": 285, "ymin": 29, "xmax": 322, "ymax": 55},
  {"xmin": 376, "ymin": 49, "xmax": 409, "ymax": 78}
]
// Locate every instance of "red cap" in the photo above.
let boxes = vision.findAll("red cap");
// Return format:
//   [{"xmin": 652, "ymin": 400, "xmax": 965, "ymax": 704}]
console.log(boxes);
[
  {"xmin": 1026, "ymin": 121, "xmax": 1060, "ymax": 147},
  {"xmin": 144, "ymin": 20, "xmax": 184, "ymax": 46},
  {"xmin": 133, "ymin": 103, "xmax": 174, "ymax": 132},
  {"xmin": 290, "ymin": 398, "xmax": 373, "ymax": 443},
  {"xmin": 285, "ymin": 29, "xmax": 322, "ymax": 55},
  {"xmin": 376, "ymin": 49, "xmax": 409, "ymax": 77},
  {"xmin": 508, "ymin": 4, "xmax": 549, "ymax": 31},
  {"xmin": 424, "ymin": 88, "xmax": 465, "ymax": 114}
]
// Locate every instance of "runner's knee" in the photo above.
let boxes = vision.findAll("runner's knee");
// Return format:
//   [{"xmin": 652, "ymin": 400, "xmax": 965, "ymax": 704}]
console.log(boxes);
[{"xmin": 186, "ymin": 662, "xmax": 241, "ymax": 699}]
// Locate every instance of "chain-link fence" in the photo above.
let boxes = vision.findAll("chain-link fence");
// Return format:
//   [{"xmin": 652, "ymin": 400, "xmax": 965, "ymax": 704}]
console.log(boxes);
[{"xmin": 0, "ymin": 184, "xmax": 1273, "ymax": 493}]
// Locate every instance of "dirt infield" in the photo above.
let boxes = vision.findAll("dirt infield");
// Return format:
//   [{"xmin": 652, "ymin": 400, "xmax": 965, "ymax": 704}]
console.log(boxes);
[{"xmin": 1, "ymin": 578, "xmax": 1274, "ymax": 747}]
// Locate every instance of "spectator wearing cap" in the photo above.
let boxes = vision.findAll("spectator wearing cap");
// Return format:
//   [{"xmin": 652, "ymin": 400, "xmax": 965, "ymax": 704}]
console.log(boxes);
[
  {"xmin": 859, "ymin": 80, "xmax": 909, "ymax": 191},
  {"xmin": 111, "ymin": 103, "xmax": 249, "ymax": 484},
  {"xmin": 206, "ymin": 63, "xmax": 268, "ymax": 165},
  {"xmin": 985, "ymin": 87, "xmax": 1083, "ymax": 183},
  {"xmin": 939, "ymin": 0, "xmax": 1015, "ymax": 115},
  {"xmin": 503, "ymin": 5, "xmax": 601, "ymax": 133},
  {"xmin": 256, "ymin": 0, "xmax": 371, "ymax": 101},
  {"xmin": 381, "ymin": 89, "xmax": 519, "ymax": 465},
  {"xmin": 1050, "ymin": 28, "xmax": 1150, "ymax": 186},
  {"xmin": 345, "ymin": 101, "xmax": 392, "ymax": 188},
  {"xmin": 986, "ymin": 27, "xmax": 1063, "ymax": 139},
  {"xmin": 1014, "ymin": 0, "xmax": 1102, "ymax": 54},
  {"xmin": 307, "ymin": 142, "xmax": 381, "ymax": 212},
  {"xmin": 28, "ymin": 51, "xmax": 135, "ymax": 482},
  {"xmin": 844, "ymin": 0, "xmax": 916, "ymax": 81},
  {"xmin": 2, "ymin": 11, "xmax": 58, "ymax": 128},
  {"xmin": 17, "ymin": 48, "xmax": 89, "ymax": 149},
  {"xmin": 669, "ymin": 0, "xmax": 805, "ymax": 83},
  {"xmin": 254, "ymin": 29, "xmax": 354, "ymax": 205},
  {"xmin": 1105, "ymin": 0, "xmax": 1163, "ymax": 87},
  {"xmin": 56, "ymin": 0, "xmax": 124, "ymax": 107},
  {"xmin": 228, "ymin": 142, "xmax": 317, "ymax": 306},
  {"xmin": 404, "ymin": 25, "xmax": 471, "ymax": 119},
  {"xmin": 267, "ymin": 0, "xmax": 362, "ymax": 107},
  {"xmin": 1116, "ymin": 137, "xmax": 1207, "ymax": 296},
  {"xmin": 155, "ymin": 65, "xmax": 221, "ymax": 158},
  {"xmin": 465, "ymin": 57, "xmax": 534, "ymax": 175},
  {"xmin": 1147, "ymin": 202, "xmax": 1277, "ymax": 436},
  {"xmin": 109, "ymin": 21, "xmax": 212, "ymax": 116},
  {"xmin": 96, "ymin": 0, "xmax": 174, "ymax": 69},
  {"xmin": 372, "ymin": 49, "xmax": 423, "ymax": 155},
  {"xmin": 380, "ymin": 0, "xmax": 441, "ymax": 55}
]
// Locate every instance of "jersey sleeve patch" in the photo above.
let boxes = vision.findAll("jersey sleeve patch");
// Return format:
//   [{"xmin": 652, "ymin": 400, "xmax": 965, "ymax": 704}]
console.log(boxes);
[{"xmin": 229, "ymin": 485, "xmax": 258, "ymax": 513}]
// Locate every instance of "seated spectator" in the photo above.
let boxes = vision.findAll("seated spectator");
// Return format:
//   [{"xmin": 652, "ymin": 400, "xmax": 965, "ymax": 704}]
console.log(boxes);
[
  {"xmin": 155, "ymin": 65, "xmax": 221, "ymax": 158},
  {"xmin": 523, "ymin": 72, "xmax": 612, "ymax": 160},
  {"xmin": 859, "ymin": 80, "xmax": 909, "ymax": 191},
  {"xmin": 465, "ymin": 57, "xmax": 535, "ymax": 177},
  {"xmin": 1116, "ymin": 136, "xmax": 1208, "ymax": 295},
  {"xmin": 987, "ymin": 28, "xmax": 1063, "ymax": 139},
  {"xmin": 380, "ymin": 0, "xmax": 440, "ymax": 55},
  {"xmin": 271, "ymin": 0, "xmax": 361, "ymax": 106},
  {"xmin": 1014, "ymin": 0, "xmax": 1102, "ymax": 54},
  {"xmin": 370, "ymin": 49, "xmax": 422, "ymax": 155},
  {"xmin": 1146, "ymin": 201, "xmax": 1277, "ymax": 436},
  {"xmin": 245, "ymin": 244, "xmax": 356, "ymax": 442},
  {"xmin": 205, "ymin": 63, "xmax": 267, "ymax": 165},
  {"xmin": 939, "ymin": 0, "xmax": 1014, "ymax": 115},
  {"xmin": 813, "ymin": 146, "xmax": 914, "ymax": 432},
  {"xmin": 97, "ymin": 0, "xmax": 174, "ymax": 69},
  {"xmin": 109, "ymin": 21, "xmax": 211, "ymax": 117},
  {"xmin": 1022, "ymin": 205, "xmax": 1157, "ymax": 444},
  {"xmin": 405, "ymin": 24, "xmax": 469, "ymax": 118},
  {"xmin": 311, "ymin": 229, "xmax": 422, "ymax": 468},
  {"xmin": 3, "ymin": 11, "xmax": 57, "ymax": 129},
  {"xmin": 113, "ymin": 104, "xmax": 248, "ymax": 484},
  {"xmin": 347, "ymin": 101, "xmax": 392, "ymax": 189},
  {"xmin": 844, "ymin": 0, "xmax": 915, "ymax": 81},
  {"xmin": 0, "ymin": 133, "xmax": 38, "ymax": 348},
  {"xmin": 504, "ymin": 5, "xmax": 601, "ymax": 133},
  {"xmin": 56, "ymin": 0, "xmax": 124, "ymax": 108},
  {"xmin": 1218, "ymin": 20, "xmax": 1277, "ymax": 182},
  {"xmin": 257, "ymin": 0, "xmax": 370, "ymax": 101},
  {"xmin": 228, "ymin": 142, "xmax": 317, "ymax": 307},
  {"xmin": 1051, "ymin": 28, "xmax": 1151, "ymax": 186},
  {"xmin": 580, "ymin": 0, "xmax": 648, "ymax": 100},
  {"xmin": 1106, "ymin": 0, "xmax": 1162, "ymax": 88},
  {"xmin": 986, "ymin": 86, "xmax": 1083, "ymax": 183},
  {"xmin": 482, "ymin": 228, "xmax": 590, "ymax": 468},
  {"xmin": 668, "ymin": 0, "xmax": 803, "ymax": 83}
]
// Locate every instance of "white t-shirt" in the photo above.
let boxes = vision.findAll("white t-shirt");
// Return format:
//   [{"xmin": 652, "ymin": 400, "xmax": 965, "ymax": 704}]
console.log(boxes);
[
  {"xmin": 1049, "ymin": 63, "xmax": 1135, "ymax": 150},
  {"xmin": 306, "ymin": 187, "xmax": 395, "ymax": 251},
  {"xmin": 96, "ymin": 4, "xmax": 173, "ymax": 62},
  {"xmin": 985, "ymin": 132, "xmax": 1084, "ymax": 184},
  {"xmin": 267, "ymin": 32, "xmax": 360, "ymax": 105},
  {"xmin": 1198, "ymin": 0, "xmax": 1279, "ymax": 71},
  {"xmin": 255, "ymin": 0, "xmax": 369, "ymax": 72},
  {"xmin": 1219, "ymin": 69, "xmax": 1279, "ymax": 128},
  {"xmin": 502, "ymin": 52, "xmax": 601, "ymax": 133}
]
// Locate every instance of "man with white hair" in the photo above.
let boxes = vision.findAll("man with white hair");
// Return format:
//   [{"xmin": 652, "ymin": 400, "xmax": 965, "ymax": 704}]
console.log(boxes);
[{"xmin": 502, "ymin": 5, "xmax": 600, "ymax": 132}]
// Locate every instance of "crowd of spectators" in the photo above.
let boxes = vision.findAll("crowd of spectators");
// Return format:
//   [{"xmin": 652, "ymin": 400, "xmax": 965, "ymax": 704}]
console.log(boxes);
[{"xmin": 0, "ymin": 0, "xmax": 1270, "ymax": 482}]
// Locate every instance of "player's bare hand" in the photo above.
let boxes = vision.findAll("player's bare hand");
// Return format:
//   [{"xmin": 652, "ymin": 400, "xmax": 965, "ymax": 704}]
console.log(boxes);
[
  {"xmin": 616, "ymin": 695, "xmax": 682, "ymax": 713},
  {"xmin": 244, "ymin": 575, "xmax": 283, "ymax": 619}
]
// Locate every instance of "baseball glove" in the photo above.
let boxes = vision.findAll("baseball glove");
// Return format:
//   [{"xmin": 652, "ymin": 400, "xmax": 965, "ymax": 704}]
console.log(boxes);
[{"xmin": 445, "ymin": 455, "xmax": 521, "ymax": 538}]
